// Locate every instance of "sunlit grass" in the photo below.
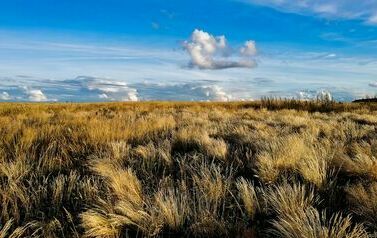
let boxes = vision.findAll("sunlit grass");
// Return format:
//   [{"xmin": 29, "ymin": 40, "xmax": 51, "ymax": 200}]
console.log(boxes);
[{"xmin": 0, "ymin": 100, "xmax": 376, "ymax": 237}]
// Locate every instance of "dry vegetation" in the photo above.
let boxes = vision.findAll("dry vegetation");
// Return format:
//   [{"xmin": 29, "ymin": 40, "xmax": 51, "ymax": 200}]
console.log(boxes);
[{"xmin": 1, "ymin": 99, "xmax": 377, "ymax": 237}]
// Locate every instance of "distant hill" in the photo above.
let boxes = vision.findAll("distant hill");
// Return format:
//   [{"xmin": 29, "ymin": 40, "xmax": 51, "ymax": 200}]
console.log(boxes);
[{"xmin": 353, "ymin": 98, "xmax": 377, "ymax": 103}]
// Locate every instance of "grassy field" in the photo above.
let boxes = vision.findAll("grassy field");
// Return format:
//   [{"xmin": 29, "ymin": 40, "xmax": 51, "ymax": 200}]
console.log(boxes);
[{"xmin": 1, "ymin": 100, "xmax": 377, "ymax": 237}]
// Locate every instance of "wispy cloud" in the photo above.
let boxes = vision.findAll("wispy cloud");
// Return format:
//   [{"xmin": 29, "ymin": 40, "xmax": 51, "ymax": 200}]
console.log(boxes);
[
  {"xmin": 242, "ymin": 0, "xmax": 377, "ymax": 24},
  {"xmin": 367, "ymin": 14, "xmax": 377, "ymax": 25},
  {"xmin": 160, "ymin": 9, "xmax": 175, "ymax": 19}
]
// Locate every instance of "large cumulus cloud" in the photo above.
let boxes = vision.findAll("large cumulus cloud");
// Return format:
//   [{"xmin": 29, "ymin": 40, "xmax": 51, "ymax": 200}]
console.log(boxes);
[{"xmin": 183, "ymin": 29, "xmax": 257, "ymax": 70}]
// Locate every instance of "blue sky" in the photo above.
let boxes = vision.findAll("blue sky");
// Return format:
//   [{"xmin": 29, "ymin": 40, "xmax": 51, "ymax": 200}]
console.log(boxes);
[{"xmin": 0, "ymin": 0, "xmax": 377, "ymax": 102}]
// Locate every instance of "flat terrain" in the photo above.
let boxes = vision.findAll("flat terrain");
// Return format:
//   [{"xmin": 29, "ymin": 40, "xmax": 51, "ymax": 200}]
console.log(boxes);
[{"xmin": 1, "ymin": 100, "xmax": 377, "ymax": 237}]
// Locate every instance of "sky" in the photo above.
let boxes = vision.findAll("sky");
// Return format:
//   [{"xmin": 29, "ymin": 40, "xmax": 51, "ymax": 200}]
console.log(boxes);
[{"xmin": 0, "ymin": 0, "xmax": 377, "ymax": 102}]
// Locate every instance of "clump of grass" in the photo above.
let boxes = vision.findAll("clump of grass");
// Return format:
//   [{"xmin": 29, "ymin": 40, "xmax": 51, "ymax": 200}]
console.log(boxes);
[
  {"xmin": 265, "ymin": 182, "xmax": 368, "ymax": 237},
  {"xmin": 236, "ymin": 177, "xmax": 259, "ymax": 220},
  {"xmin": 173, "ymin": 127, "xmax": 228, "ymax": 160},
  {"xmin": 256, "ymin": 134, "xmax": 332, "ymax": 188},
  {"xmin": 192, "ymin": 162, "xmax": 232, "ymax": 209},
  {"xmin": 271, "ymin": 207, "xmax": 368, "ymax": 238},
  {"xmin": 346, "ymin": 182, "xmax": 377, "ymax": 229},
  {"xmin": 334, "ymin": 147, "xmax": 377, "ymax": 181},
  {"xmin": 188, "ymin": 162, "xmax": 233, "ymax": 236},
  {"xmin": 256, "ymin": 135, "xmax": 307, "ymax": 183},
  {"xmin": 92, "ymin": 162, "xmax": 143, "ymax": 205},
  {"xmin": 154, "ymin": 187, "xmax": 188, "ymax": 231},
  {"xmin": 263, "ymin": 182, "xmax": 318, "ymax": 216},
  {"xmin": 133, "ymin": 141, "xmax": 172, "ymax": 168},
  {"xmin": 80, "ymin": 208, "xmax": 120, "ymax": 238},
  {"xmin": 89, "ymin": 159, "xmax": 160, "ymax": 236},
  {"xmin": 110, "ymin": 141, "xmax": 130, "ymax": 162},
  {"xmin": 0, "ymin": 159, "xmax": 31, "ymax": 222},
  {"xmin": 296, "ymin": 143, "xmax": 330, "ymax": 188},
  {"xmin": 0, "ymin": 219, "xmax": 14, "ymax": 238},
  {"xmin": 0, "ymin": 220, "xmax": 39, "ymax": 238}
]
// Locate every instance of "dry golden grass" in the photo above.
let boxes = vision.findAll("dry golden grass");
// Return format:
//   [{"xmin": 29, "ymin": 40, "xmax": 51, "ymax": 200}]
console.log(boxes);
[
  {"xmin": 271, "ymin": 207, "xmax": 368, "ymax": 238},
  {"xmin": 0, "ymin": 100, "xmax": 376, "ymax": 237},
  {"xmin": 346, "ymin": 182, "xmax": 377, "ymax": 229},
  {"xmin": 236, "ymin": 178, "xmax": 259, "ymax": 219},
  {"xmin": 154, "ymin": 187, "xmax": 188, "ymax": 230}
]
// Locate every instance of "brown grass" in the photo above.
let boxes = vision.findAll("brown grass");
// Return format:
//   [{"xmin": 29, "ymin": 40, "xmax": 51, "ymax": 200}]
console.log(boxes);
[{"xmin": 0, "ymin": 100, "xmax": 376, "ymax": 237}]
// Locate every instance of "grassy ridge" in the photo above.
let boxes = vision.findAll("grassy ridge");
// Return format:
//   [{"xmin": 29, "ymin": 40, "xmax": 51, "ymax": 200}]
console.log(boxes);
[{"xmin": 1, "ymin": 100, "xmax": 377, "ymax": 237}]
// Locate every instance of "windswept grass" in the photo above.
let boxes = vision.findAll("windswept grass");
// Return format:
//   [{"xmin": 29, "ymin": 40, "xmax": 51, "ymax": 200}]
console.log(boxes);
[{"xmin": 0, "ymin": 100, "xmax": 377, "ymax": 237}]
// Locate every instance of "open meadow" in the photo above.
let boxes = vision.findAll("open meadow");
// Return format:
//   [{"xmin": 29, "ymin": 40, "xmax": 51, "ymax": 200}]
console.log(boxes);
[{"xmin": 1, "ymin": 100, "xmax": 377, "ymax": 237}]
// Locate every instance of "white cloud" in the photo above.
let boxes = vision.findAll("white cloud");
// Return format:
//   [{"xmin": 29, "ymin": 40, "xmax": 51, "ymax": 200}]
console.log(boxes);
[
  {"xmin": 98, "ymin": 93, "xmax": 109, "ymax": 99},
  {"xmin": 183, "ymin": 29, "xmax": 257, "ymax": 70},
  {"xmin": 243, "ymin": 0, "xmax": 377, "ymax": 23},
  {"xmin": 77, "ymin": 76, "xmax": 138, "ymax": 101},
  {"xmin": 46, "ymin": 77, "xmax": 232, "ymax": 101},
  {"xmin": 313, "ymin": 4, "xmax": 338, "ymax": 15},
  {"xmin": 316, "ymin": 90, "xmax": 332, "ymax": 101},
  {"xmin": 296, "ymin": 90, "xmax": 332, "ymax": 101},
  {"xmin": 194, "ymin": 85, "xmax": 232, "ymax": 101},
  {"xmin": 129, "ymin": 82, "xmax": 233, "ymax": 101},
  {"xmin": 297, "ymin": 91, "xmax": 311, "ymax": 100},
  {"xmin": 124, "ymin": 90, "xmax": 138, "ymax": 101},
  {"xmin": 369, "ymin": 82, "xmax": 377, "ymax": 88},
  {"xmin": 25, "ymin": 88, "xmax": 48, "ymax": 102},
  {"xmin": 240, "ymin": 40, "xmax": 257, "ymax": 56},
  {"xmin": 323, "ymin": 53, "xmax": 337, "ymax": 59},
  {"xmin": 0, "ymin": 91, "xmax": 11, "ymax": 100}
]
